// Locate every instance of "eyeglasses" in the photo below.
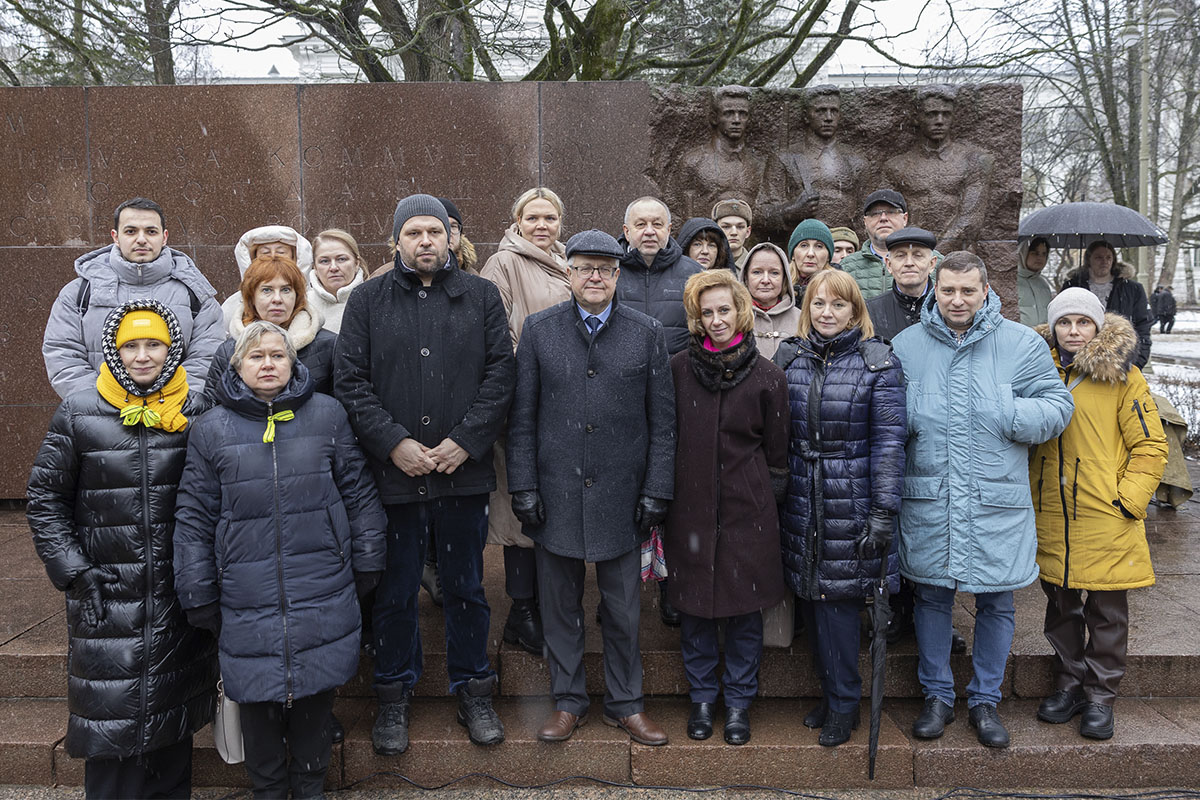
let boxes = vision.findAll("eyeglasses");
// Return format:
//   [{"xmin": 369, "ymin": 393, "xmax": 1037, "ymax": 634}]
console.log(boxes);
[
  {"xmin": 865, "ymin": 207, "xmax": 904, "ymax": 219},
  {"xmin": 571, "ymin": 265, "xmax": 617, "ymax": 279}
]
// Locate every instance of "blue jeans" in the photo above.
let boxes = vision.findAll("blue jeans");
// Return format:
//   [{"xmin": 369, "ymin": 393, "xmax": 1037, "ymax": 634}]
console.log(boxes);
[
  {"xmin": 373, "ymin": 496, "xmax": 494, "ymax": 698},
  {"xmin": 913, "ymin": 582, "xmax": 1014, "ymax": 708}
]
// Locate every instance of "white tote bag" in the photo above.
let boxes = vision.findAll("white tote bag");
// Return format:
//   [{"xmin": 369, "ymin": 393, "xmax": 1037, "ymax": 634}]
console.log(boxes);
[{"xmin": 213, "ymin": 678, "xmax": 245, "ymax": 765}]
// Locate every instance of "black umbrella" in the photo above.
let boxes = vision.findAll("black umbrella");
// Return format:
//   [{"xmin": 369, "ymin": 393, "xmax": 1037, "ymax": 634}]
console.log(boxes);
[
  {"xmin": 1019, "ymin": 202, "xmax": 1167, "ymax": 249},
  {"xmin": 867, "ymin": 551, "xmax": 891, "ymax": 780}
]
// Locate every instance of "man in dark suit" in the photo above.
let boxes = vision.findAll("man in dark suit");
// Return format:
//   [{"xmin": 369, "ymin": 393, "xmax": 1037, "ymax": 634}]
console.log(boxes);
[{"xmin": 507, "ymin": 230, "xmax": 676, "ymax": 746}]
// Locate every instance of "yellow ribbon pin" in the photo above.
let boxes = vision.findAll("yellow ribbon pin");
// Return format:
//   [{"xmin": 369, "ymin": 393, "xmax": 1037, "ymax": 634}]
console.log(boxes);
[
  {"xmin": 120, "ymin": 404, "xmax": 162, "ymax": 428},
  {"xmin": 263, "ymin": 410, "xmax": 295, "ymax": 443}
]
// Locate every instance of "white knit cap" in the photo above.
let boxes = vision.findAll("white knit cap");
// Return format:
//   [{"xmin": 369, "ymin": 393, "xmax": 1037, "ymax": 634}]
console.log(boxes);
[{"xmin": 1047, "ymin": 287, "xmax": 1106, "ymax": 332}]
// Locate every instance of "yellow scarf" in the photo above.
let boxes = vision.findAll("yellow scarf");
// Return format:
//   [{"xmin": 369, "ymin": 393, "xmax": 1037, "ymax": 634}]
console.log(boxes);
[
  {"xmin": 263, "ymin": 409, "xmax": 294, "ymax": 443},
  {"xmin": 97, "ymin": 364, "xmax": 190, "ymax": 432}
]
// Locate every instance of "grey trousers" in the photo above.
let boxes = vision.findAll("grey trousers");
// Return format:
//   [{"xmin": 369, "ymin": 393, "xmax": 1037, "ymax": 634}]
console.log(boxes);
[{"xmin": 536, "ymin": 545, "xmax": 644, "ymax": 719}]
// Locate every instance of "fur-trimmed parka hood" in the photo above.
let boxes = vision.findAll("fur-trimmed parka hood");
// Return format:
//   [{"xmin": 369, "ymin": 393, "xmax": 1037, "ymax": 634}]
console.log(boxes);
[{"xmin": 1036, "ymin": 312, "xmax": 1138, "ymax": 384}]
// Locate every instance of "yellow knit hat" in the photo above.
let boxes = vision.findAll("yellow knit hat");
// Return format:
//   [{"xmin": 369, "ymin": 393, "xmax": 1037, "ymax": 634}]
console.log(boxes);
[{"xmin": 115, "ymin": 310, "xmax": 171, "ymax": 348}]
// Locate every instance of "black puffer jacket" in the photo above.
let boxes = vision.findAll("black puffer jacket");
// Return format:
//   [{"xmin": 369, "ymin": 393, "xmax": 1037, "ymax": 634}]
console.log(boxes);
[
  {"xmin": 866, "ymin": 281, "xmax": 931, "ymax": 341},
  {"xmin": 1061, "ymin": 266, "xmax": 1153, "ymax": 368},
  {"xmin": 773, "ymin": 330, "xmax": 907, "ymax": 601},
  {"xmin": 174, "ymin": 364, "xmax": 386, "ymax": 704},
  {"xmin": 26, "ymin": 303, "xmax": 217, "ymax": 760},
  {"xmin": 617, "ymin": 235, "xmax": 704, "ymax": 354}
]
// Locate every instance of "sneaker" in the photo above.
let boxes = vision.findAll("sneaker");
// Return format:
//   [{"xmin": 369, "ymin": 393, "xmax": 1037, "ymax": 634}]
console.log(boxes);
[
  {"xmin": 372, "ymin": 695, "xmax": 411, "ymax": 756},
  {"xmin": 456, "ymin": 676, "xmax": 505, "ymax": 745}
]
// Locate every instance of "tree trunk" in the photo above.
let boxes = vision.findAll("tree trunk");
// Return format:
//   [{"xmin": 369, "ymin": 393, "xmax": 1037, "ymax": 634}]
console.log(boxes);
[
  {"xmin": 1186, "ymin": 248, "xmax": 1197, "ymax": 305},
  {"xmin": 143, "ymin": 0, "xmax": 176, "ymax": 84}
]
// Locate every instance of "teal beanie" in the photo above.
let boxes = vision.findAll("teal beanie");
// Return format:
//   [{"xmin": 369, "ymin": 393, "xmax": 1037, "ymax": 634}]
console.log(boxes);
[{"xmin": 787, "ymin": 219, "xmax": 835, "ymax": 261}]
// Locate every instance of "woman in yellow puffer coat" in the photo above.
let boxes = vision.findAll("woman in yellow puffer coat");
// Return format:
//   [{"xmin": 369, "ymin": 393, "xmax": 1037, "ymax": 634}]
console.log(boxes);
[{"xmin": 1030, "ymin": 287, "xmax": 1167, "ymax": 742}]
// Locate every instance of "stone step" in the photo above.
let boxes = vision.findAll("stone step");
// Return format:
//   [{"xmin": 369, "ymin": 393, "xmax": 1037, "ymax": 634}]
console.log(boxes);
[{"xmin": 10, "ymin": 696, "xmax": 1200, "ymax": 789}]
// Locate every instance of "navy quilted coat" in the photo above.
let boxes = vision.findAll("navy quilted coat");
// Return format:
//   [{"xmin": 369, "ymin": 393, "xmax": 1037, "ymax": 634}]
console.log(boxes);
[
  {"xmin": 773, "ymin": 329, "xmax": 907, "ymax": 601},
  {"xmin": 173, "ymin": 363, "xmax": 386, "ymax": 704},
  {"xmin": 26, "ymin": 389, "xmax": 218, "ymax": 759}
]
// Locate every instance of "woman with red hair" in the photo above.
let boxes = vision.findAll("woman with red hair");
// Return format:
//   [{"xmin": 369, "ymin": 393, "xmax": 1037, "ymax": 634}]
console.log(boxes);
[{"xmin": 208, "ymin": 255, "xmax": 336, "ymax": 396}]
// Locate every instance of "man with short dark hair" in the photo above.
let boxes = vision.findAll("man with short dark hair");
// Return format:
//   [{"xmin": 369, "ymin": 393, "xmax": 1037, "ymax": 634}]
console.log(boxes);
[
  {"xmin": 335, "ymin": 193, "xmax": 516, "ymax": 757},
  {"xmin": 673, "ymin": 86, "xmax": 765, "ymax": 220},
  {"xmin": 839, "ymin": 190, "xmax": 909, "ymax": 300},
  {"xmin": 508, "ymin": 229, "xmax": 675, "ymax": 747},
  {"xmin": 42, "ymin": 197, "xmax": 225, "ymax": 398},
  {"xmin": 892, "ymin": 252, "xmax": 1073, "ymax": 749}
]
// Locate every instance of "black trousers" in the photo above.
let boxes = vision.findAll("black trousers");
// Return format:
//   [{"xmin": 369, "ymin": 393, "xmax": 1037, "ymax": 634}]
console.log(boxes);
[
  {"xmin": 239, "ymin": 690, "xmax": 335, "ymax": 799},
  {"xmin": 84, "ymin": 735, "xmax": 193, "ymax": 800},
  {"xmin": 1041, "ymin": 580, "xmax": 1130, "ymax": 705}
]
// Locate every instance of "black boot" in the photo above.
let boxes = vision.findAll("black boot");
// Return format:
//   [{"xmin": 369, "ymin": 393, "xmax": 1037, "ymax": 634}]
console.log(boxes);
[
  {"xmin": 503, "ymin": 598, "xmax": 545, "ymax": 655},
  {"xmin": 1079, "ymin": 702, "xmax": 1115, "ymax": 740},
  {"xmin": 658, "ymin": 581, "xmax": 681, "ymax": 627},
  {"xmin": 372, "ymin": 693, "xmax": 411, "ymax": 756},
  {"xmin": 1037, "ymin": 688, "xmax": 1087, "ymax": 724},
  {"xmin": 951, "ymin": 628, "xmax": 968, "ymax": 655},
  {"xmin": 818, "ymin": 706, "xmax": 859, "ymax": 747},
  {"xmin": 886, "ymin": 606, "xmax": 915, "ymax": 644},
  {"xmin": 331, "ymin": 712, "xmax": 344, "ymax": 743},
  {"xmin": 456, "ymin": 676, "xmax": 505, "ymax": 745},
  {"xmin": 803, "ymin": 699, "xmax": 828, "ymax": 729}
]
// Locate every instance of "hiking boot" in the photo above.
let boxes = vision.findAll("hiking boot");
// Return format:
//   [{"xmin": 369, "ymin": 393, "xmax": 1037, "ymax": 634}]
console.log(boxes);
[
  {"xmin": 371, "ymin": 694, "xmax": 411, "ymax": 756},
  {"xmin": 456, "ymin": 676, "xmax": 505, "ymax": 745}
]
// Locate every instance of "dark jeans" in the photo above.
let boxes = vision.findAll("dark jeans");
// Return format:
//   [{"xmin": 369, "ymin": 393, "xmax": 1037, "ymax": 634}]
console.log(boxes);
[
  {"xmin": 374, "ymin": 496, "xmax": 494, "ymax": 698},
  {"xmin": 240, "ymin": 690, "xmax": 334, "ymax": 799},
  {"xmin": 678, "ymin": 610, "xmax": 763, "ymax": 708},
  {"xmin": 1041, "ymin": 580, "xmax": 1130, "ymax": 705},
  {"xmin": 84, "ymin": 736, "xmax": 193, "ymax": 800},
  {"xmin": 802, "ymin": 599, "xmax": 864, "ymax": 714}
]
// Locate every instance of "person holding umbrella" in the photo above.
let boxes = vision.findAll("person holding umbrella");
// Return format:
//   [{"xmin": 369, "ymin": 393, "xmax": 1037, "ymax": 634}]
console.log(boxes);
[
  {"xmin": 1061, "ymin": 242, "xmax": 1153, "ymax": 368},
  {"xmin": 1030, "ymin": 289, "xmax": 1166, "ymax": 740},
  {"xmin": 772, "ymin": 269, "xmax": 907, "ymax": 747}
]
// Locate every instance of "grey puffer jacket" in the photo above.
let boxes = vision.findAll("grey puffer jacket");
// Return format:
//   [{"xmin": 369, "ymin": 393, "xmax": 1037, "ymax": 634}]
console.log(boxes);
[
  {"xmin": 26, "ymin": 302, "xmax": 218, "ymax": 759},
  {"xmin": 617, "ymin": 235, "xmax": 703, "ymax": 354},
  {"xmin": 173, "ymin": 364, "xmax": 387, "ymax": 704},
  {"xmin": 42, "ymin": 244, "xmax": 225, "ymax": 399}
]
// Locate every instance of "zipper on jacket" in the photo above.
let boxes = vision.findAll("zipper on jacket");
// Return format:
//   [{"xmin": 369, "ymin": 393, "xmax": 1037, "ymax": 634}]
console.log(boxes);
[
  {"xmin": 1036, "ymin": 456, "xmax": 1046, "ymax": 513},
  {"xmin": 1056, "ymin": 431, "xmax": 1071, "ymax": 589},
  {"xmin": 138, "ymin": 425, "xmax": 153, "ymax": 756},
  {"xmin": 1072, "ymin": 457, "xmax": 1081, "ymax": 520},
  {"xmin": 1133, "ymin": 400, "xmax": 1150, "ymax": 436},
  {"xmin": 269, "ymin": 401, "xmax": 296, "ymax": 708}
]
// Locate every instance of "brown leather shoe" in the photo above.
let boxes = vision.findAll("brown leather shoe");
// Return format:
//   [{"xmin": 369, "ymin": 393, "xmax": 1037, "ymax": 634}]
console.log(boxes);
[
  {"xmin": 602, "ymin": 711, "xmax": 669, "ymax": 746},
  {"xmin": 537, "ymin": 710, "xmax": 586, "ymax": 742}
]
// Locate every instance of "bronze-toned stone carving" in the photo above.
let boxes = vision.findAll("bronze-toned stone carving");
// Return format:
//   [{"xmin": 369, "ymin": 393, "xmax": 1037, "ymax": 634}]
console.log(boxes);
[
  {"xmin": 882, "ymin": 85, "xmax": 996, "ymax": 252},
  {"xmin": 758, "ymin": 86, "xmax": 865, "ymax": 236},
  {"xmin": 668, "ymin": 86, "xmax": 766, "ymax": 221}
]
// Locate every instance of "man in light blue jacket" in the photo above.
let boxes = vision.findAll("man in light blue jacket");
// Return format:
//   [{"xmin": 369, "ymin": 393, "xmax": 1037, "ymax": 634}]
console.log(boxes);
[{"xmin": 892, "ymin": 251, "xmax": 1073, "ymax": 749}]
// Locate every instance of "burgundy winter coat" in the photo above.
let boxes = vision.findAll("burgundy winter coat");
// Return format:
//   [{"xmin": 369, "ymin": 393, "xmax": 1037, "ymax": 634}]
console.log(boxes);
[{"xmin": 664, "ymin": 335, "xmax": 791, "ymax": 618}]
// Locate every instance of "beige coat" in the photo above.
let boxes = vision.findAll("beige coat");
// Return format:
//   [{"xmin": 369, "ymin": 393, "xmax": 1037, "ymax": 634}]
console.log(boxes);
[
  {"xmin": 741, "ymin": 242, "xmax": 801, "ymax": 360},
  {"xmin": 479, "ymin": 225, "xmax": 571, "ymax": 547},
  {"xmin": 306, "ymin": 268, "xmax": 365, "ymax": 335}
]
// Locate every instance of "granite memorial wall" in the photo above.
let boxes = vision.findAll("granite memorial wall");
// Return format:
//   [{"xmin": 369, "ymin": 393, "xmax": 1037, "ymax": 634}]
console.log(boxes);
[{"xmin": 0, "ymin": 81, "xmax": 1021, "ymax": 497}]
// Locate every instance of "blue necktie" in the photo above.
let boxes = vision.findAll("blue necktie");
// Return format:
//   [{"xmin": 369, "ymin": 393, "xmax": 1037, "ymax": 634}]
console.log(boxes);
[{"xmin": 585, "ymin": 315, "xmax": 602, "ymax": 335}]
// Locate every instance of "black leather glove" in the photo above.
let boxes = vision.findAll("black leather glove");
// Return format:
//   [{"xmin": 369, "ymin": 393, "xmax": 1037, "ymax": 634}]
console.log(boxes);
[
  {"xmin": 511, "ymin": 490, "xmax": 545, "ymax": 526},
  {"xmin": 633, "ymin": 495, "xmax": 670, "ymax": 536},
  {"xmin": 67, "ymin": 566, "xmax": 119, "ymax": 627},
  {"xmin": 857, "ymin": 510, "xmax": 895, "ymax": 560},
  {"xmin": 355, "ymin": 570, "xmax": 382, "ymax": 598},
  {"xmin": 185, "ymin": 602, "xmax": 221, "ymax": 635}
]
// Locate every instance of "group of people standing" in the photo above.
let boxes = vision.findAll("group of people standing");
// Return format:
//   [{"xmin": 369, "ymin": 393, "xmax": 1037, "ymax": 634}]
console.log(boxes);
[{"xmin": 25, "ymin": 182, "xmax": 1168, "ymax": 799}]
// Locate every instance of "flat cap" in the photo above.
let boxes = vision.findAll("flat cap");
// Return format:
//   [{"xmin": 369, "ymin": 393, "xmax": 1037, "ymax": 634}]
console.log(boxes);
[
  {"xmin": 885, "ymin": 226, "xmax": 937, "ymax": 250},
  {"xmin": 711, "ymin": 198, "xmax": 753, "ymax": 224},
  {"xmin": 862, "ymin": 189, "xmax": 907, "ymax": 215},
  {"xmin": 565, "ymin": 229, "xmax": 623, "ymax": 260}
]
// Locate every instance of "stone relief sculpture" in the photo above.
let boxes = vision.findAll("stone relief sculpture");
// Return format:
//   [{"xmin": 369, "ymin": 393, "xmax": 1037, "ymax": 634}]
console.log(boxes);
[
  {"xmin": 757, "ymin": 86, "xmax": 865, "ymax": 236},
  {"xmin": 649, "ymin": 83, "xmax": 1013, "ymax": 257},
  {"xmin": 668, "ymin": 86, "xmax": 766, "ymax": 221},
  {"xmin": 882, "ymin": 85, "xmax": 996, "ymax": 252}
]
